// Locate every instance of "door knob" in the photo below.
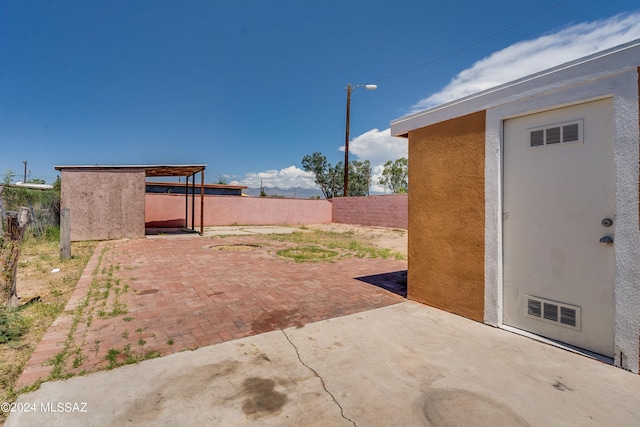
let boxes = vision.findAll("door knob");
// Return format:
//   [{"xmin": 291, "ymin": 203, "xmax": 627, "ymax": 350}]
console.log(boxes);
[
  {"xmin": 599, "ymin": 236, "xmax": 614, "ymax": 246},
  {"xmin": 601, "ymin": 218, "xmax": 613, "ymax": 227}
]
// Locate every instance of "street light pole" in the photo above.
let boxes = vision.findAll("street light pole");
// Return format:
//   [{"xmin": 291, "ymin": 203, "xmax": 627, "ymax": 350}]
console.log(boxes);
[{"xmin": 343, "ymin": 83, "xmax": 376, "ymax": 197}]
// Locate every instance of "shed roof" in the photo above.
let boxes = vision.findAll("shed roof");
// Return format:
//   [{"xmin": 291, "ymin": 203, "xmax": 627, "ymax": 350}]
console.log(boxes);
[{"xmin": 54, "ymin": 164, "xmax": 206, "ymax": 177}]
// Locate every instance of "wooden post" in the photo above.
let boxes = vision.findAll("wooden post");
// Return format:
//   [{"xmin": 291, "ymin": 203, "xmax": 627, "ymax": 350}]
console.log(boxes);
[
  {"xmin": 1, "ymin": 207, "xmax": 29, "ymax": 308},
  {"xmin": 60, "ymin": 208, "xmax": 71, "ymax": 260},
  {"xmin": 0, "ymin": 185, "xmax": 4, "ymax": 235}
]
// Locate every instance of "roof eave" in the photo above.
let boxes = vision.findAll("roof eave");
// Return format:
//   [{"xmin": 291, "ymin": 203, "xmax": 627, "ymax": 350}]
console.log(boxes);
[{"xmin": 391, "ymin": 38, "xmax": 640, "ymax": 136}]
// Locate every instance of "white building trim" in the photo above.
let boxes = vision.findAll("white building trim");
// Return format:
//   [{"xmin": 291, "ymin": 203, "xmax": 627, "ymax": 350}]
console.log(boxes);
[
  {"xmin": 392, "ymin": 39, "xmax": 640, "ymax": 372},
  {"xmin": 485, "ymin": 68, "xmax": 639, "ymax": 372}
]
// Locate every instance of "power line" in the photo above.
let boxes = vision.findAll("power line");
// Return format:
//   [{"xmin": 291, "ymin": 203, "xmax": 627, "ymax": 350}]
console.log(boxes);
[{"xmin": 371, "ymin": 0, "xmax": 571, "ymax": 84}]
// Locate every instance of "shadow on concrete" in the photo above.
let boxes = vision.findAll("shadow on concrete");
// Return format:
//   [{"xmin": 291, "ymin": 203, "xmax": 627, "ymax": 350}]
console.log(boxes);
[
  {"xmin": 355, "ymin": 270, "xmax": 407, "ymax": 298},
  {"xmin": 145, "ymin": 227, "xmax": 199, "ymax": 236}
]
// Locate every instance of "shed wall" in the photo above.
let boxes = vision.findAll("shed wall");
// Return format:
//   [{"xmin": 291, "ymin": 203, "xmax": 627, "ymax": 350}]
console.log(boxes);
[
  {"xmin": 408, "ymin": 110, "xmax": 486, "ymax": 322},
  {"xmin": 61, "ymin": 169, "xmax": 146, "ymax": 241}
]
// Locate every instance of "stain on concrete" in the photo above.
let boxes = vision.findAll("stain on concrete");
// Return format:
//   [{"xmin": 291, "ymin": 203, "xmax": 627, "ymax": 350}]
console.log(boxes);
[
  {"xmin": 422, "ymin": 388, "xmax": 531, "ymax": 427},
  {"xmin": 241, "ymin": 377, "xmax": 288, "ymax": 418},
  {"xmin": 251, "ymin": 308, "xmax": 305, "ymax": 334},
  {"xmin": 553, "ymin": 380, "xmax": 573, "ymax": 391},
  {"xmin": 115, "ymin": 360, "xmax": 240, "ymax": 424}
]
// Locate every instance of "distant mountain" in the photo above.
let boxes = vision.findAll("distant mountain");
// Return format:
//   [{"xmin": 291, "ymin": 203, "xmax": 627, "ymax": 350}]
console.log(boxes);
[{"xmin": 242, "ymin": 186, "xmax": 324, "ymax": 199}]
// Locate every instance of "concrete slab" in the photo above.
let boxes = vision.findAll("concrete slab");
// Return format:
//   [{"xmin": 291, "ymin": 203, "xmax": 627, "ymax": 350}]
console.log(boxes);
[{"xmin": 7, "ymin": 302, "xmax": 640, "ymax": 426}]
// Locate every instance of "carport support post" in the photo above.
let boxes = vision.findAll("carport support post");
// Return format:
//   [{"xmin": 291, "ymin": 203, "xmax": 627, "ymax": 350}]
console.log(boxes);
[
  {"xmin": 191, "ymin": 174, "xmax": 195, "ymax": 231},
  {"xmin": 60, "ymin": 208, "xmax": 71, "ymax": 260},
  {"xmin": 200, "ymin": 169, "xmax": 204, "ymax": 235},
  {"xmin": 184, "ymin": 176, "xmax": 189, "ymax": 229}
]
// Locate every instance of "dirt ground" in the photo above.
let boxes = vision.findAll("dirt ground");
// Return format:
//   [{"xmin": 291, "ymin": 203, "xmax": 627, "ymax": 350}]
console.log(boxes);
[{"xmin": 303, "ymin": 223, "xmax": 408, "ymax": 256}]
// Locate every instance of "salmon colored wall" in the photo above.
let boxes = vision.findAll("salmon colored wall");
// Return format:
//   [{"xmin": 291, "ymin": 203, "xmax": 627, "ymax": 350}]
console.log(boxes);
[
  {"xmin": 407, "ymin": 110, "xmax": 486, "ymax": 322},
  {"xmin": 61, "ymin": 169, "xmax": 146, "ymax": 241},
  {"xmin": 145, "ymin": 194, "xmax": 332, "ymax": 227},
  {"xmin": 332, "ymin": 195, "xmax": 408, "ymax": 229}
]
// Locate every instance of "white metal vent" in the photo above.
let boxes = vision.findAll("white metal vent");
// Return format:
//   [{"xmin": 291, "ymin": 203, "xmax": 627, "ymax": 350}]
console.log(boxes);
[
  {"xmin": 524, "ymin": 295, "xmax": 581, "ymax": 330},
  {"xmin": 528, "ymin": 119, "xmax": 583, "ymax": 148}
]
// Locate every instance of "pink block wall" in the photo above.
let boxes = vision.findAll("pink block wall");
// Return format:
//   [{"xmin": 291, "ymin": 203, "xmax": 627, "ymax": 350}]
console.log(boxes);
[
  {"xmin": 331, "ymin": 195, "xmax": 408, "ymax": 229},
  {"xmin": 145, "ymin": 194, "xmax": 332, "ymax": 227}
]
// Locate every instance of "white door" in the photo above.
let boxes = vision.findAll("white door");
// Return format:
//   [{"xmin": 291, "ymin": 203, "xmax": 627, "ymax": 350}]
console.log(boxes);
[{"xmin": 502, "ymin": 98, "xmax": 615, "ymax": 357}]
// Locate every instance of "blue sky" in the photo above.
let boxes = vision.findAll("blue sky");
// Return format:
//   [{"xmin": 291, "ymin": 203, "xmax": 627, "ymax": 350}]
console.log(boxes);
[{"xmin": 1, "ymin": 1, "xmax": 639, "ymax": 192}]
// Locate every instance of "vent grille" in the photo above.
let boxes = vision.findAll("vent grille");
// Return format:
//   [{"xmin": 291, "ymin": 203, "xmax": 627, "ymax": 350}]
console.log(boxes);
[
  {"xmin": 529, "ymin": 119, "xmax": 583, "ymax": 148},
  {"xmin": 546, "ymin": 127, "xmax": 561, "ymax": 145},
  {"xmin": 562, "ymin": 123, "xmax": 579, "ymax": 142},
  {"xmin": 525, "ymin": 295, "xmax": 581, "ymax": 330},
  {"xmin": 530, "ymin": 130, "xmax": 544, "ymax": 147}
]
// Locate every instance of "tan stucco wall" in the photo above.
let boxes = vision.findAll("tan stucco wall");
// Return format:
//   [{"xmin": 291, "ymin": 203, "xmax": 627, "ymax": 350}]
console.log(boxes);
[
  {"xmin": 61, "ymin": 169, "xmax": 146, "ymax": 241},
  {"xmin": 408, "ymin": 110, "xmax": 486, "ymax": 322}
]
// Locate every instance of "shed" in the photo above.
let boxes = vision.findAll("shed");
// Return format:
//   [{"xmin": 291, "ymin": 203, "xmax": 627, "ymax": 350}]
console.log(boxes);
[
  {"xmin": 391, "ymin": 39, "xmax": 640, "ymax": 372},
  {"xmin": 54, "ymin": 165, "xmax": 205, "ymax": 241}
]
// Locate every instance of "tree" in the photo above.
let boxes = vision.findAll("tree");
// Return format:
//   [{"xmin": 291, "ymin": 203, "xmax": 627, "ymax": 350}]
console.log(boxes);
[
  {"xmin": 2, "ymin": 170, "xmax": 15, "ymax": 185},
  {"xmin": 302, "ymin": 152, "xmax": 373, "ymax": 198},
  {"xmin": 328, "ymin": 161, "xmax": 343, "ymax": 198},
  {"xmin": 379, "ymin": 157, "xmax": 408, "ymax": 194},
  {"xmin": 348, "ymin": 159, "xmax": 372, "ymax": 197},
  {"xmin": 302, "ymin": 152, "xmax": 337, "ymax": 199}
]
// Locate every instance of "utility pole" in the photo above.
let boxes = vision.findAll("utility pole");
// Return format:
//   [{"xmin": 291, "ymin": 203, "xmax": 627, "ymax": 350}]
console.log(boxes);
[
  {"xmin": 343, "ymin": 83, "xmax": 377, "ymax": 197},
  {"xmin": 23, "ymin": 161, "xmax": 27, "ymax": 182},
  {"xmin": 344, "ymin": 84, "xmax": 352, "ymax": 197}
]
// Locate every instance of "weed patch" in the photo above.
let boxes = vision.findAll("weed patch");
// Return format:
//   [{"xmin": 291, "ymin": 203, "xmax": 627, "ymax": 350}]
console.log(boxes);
[
  {"xmin": 46, "ymin": 246, "xmax": 134, "ymax": 381},
  {"xmin": 276, "ymin": 246, "xmax": 338, "ymax": 262},
  {"xmin": 268, "ymin": 229, "xmax": 405, "ymax": 261},
  {"xmin": 0, "ymin": 307, "xmax": 28, "ymax": 344},
  {"xmin": 0, "ymin": 238, "xmax": 96, "ymax": 424}
]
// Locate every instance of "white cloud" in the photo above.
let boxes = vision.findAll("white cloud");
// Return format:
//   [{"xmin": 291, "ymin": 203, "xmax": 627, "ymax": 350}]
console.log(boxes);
[
  {"xmin": 238, "ymin": 13, "xmax": 640, "ymax": 195},
  {"xmin": 369, "ymin": 163, "xmax": 388, "ymax": 194},
  {"xmin": 343, "ymin": 128, "xmax": 408, "ymax": 166},
  {"xmin": 234, "ymin": 129, "xmax": 407, "ymax": 192},
  {"xmin": 412, "ymin": 12, "xmax": 640, "ymax": 111},
  {"xmin": 339, "ymin": 127, "xmax": 408, "ymax": 193},
  {"xmin": 234, "ymin": 165, "xmax": 317, "ymax": 189}
]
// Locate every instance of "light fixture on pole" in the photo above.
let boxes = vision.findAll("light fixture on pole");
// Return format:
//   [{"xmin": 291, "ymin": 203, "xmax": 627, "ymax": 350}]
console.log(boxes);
[{"xmin": 344, "ymin": 83, "xmax": 377, "ymax": 197}]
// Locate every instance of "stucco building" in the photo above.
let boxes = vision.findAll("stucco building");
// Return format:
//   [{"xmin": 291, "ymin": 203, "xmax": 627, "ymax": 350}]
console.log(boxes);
[
  {"xmin": 55, "ymin": 165, "xmax": 206, "ymax": 241},
  {"xmin": 391, "ymin": 39, "xmax": 640, "ymax": 372}
]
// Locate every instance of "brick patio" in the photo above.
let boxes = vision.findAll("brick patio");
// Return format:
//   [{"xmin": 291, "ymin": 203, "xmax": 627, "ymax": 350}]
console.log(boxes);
[{"xmin": 17, "ymin": 234, "xmax": 406, "ymax": 388}]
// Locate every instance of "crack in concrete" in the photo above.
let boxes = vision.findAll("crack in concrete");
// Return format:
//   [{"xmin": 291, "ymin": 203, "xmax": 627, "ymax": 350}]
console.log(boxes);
[{"xmin": 281, "ymin": 329, "xmax": 357, "ymax": 427}]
